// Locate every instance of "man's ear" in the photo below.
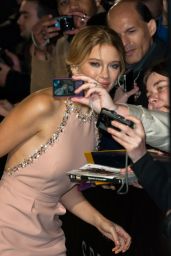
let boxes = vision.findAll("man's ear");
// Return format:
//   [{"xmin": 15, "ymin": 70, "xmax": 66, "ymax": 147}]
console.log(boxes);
[{"xmin": 147, "ymin": 19, "xmax": 157, "ymax": 37}]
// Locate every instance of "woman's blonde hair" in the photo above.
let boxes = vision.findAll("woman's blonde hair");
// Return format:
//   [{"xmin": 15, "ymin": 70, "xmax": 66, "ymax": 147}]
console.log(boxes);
[{"xmin": 66, "ymin": 25, "xmax": 125, "ymax": 76}]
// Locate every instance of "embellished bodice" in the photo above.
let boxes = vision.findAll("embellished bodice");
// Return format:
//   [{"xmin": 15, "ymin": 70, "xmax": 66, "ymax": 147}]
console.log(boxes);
[{"xmin": 6, "ymin": 99, "xmax": 98, "ymax": 176}]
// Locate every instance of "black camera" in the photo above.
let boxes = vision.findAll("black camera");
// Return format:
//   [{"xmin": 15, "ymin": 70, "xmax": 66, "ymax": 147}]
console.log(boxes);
[
  {"xmin": 53, "ymin": 78, "xmax": 84, "ymax": 97},
  {"xmin": 96, "ymin": 108, "xmax": 134, "ymax": 132},
  {"xmin": 121, "ymin": 70, "xmax": 135, "ymax": 104},
  {"xmin": 54, "ymin": 15, "xmax": 75, "ymax": 32},
  {"xmin": 118, "ymin": 70, "xmax": 134, "ymax": 92},
  {"xmin": 0, "ymin": 48, "xmax": 13, "ymax": 67}
]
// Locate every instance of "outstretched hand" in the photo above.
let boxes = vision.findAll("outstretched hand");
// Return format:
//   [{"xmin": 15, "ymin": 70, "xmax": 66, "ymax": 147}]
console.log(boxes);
[{"xmin": 32, "ymin": 15, "xmax": 60, "ymax": 51}]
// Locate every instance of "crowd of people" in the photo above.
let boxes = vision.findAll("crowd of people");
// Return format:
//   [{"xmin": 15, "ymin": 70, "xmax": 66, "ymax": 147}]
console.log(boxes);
[{"xmin": 0, "ymin": 0, "xmax": 170, "ymax": 255}]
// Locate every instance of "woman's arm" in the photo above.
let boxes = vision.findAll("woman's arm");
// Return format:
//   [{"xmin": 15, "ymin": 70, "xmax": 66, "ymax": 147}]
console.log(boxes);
[{"xmin": 61, "ymin": 186, "xmax": 131, "ymax": 254}]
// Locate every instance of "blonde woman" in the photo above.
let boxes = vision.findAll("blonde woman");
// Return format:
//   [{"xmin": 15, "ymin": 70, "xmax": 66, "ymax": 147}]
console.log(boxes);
[{"xmin": 0, "ymin": 26, "xmax": 131, "ymax": 255}]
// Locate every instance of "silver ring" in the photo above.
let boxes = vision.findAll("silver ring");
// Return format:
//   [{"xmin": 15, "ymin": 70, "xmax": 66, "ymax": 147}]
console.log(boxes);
[{"xmin": 91, "ymin": 81, "xmax": 98, "ymax": 88}]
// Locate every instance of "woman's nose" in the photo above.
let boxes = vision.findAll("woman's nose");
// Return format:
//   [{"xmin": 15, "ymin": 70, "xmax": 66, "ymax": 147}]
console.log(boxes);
[{"xmin": 100, "ymin": 67, "xmax": 109, "ymax": 78}]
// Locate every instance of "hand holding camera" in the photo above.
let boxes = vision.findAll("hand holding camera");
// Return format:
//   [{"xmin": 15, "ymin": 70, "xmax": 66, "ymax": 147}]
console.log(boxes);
[
  {"xmin": 71, "ymin": 74, "xmax": 117, "ymax": 113},
  {"xmin": 31, "ymin": 14, "xmax": 80, "ymax": 52},
  {"xmin": 96, "ymin": 108, "xmax": 134, "ymax": 132},
  {"xmin": 32, "ymin": 11, "xmax": 89, "ymax": 52},
  {"xmin": 31, "ymin": 15, "xmax": 61, "ymax": 52},
  {"xmin": 107, "ymin": 114, "xmax": 147, "ymax": 163}
]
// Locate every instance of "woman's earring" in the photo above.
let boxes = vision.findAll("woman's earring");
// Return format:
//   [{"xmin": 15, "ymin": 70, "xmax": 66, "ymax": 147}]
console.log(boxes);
[{"xmin": 71, "ymin": 65, "xmax": 79, "ymax": 74}]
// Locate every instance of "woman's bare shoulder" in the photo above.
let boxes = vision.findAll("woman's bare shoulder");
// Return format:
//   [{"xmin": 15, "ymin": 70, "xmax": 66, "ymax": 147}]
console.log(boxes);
[
  {"xmin": 0, "ymin": 89, "xmax": 63, "ymax": 156},
  {"xmin": 17, "ymin": 88, "xmax": 61, "ymax": 118}
]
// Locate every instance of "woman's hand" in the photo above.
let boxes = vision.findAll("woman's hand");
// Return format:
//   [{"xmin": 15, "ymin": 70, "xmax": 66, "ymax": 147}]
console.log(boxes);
[
  {"xmin": 71, "ymin": 74, "xmax": 116, "ymax": 113},
  {"xmin": 62, "ymin": 186, "xmax": 131, "ymax": 254},
  {"xmin": 107, "ymin": 115, "xmax": 147, "ymax": 163},
  {"xmin": 96, "ymin": 217, "xmax": 131, "ymax": 254}
]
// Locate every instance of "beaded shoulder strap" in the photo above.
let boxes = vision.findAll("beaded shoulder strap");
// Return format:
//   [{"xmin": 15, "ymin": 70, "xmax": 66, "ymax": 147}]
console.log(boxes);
[{"xmin": 6, "ymin": 99, "xmax": 96, "ymax": 176}]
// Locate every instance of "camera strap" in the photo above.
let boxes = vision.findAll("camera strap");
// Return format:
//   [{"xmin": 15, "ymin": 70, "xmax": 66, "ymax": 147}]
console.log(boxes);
[{"xmin": 116, "ymin": 151, "xmax": 129, "ymax": 195}]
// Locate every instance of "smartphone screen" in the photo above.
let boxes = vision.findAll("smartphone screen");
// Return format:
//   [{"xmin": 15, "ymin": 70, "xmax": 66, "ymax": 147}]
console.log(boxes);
[{"xmin": 53, "ymin": 78, "xmax": 84, "ymax": 97}]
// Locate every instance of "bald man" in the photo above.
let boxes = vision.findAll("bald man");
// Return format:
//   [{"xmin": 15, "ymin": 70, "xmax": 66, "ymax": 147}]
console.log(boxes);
[{"xmin": 107, "ymin": 0, "xmax": 168, "ymax": 106}]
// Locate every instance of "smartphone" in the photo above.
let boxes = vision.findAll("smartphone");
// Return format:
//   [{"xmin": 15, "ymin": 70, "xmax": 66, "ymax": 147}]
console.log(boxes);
[
  {"xmin": 54, "ymin": 16, "xmax": 75, "ymax": 32},
  {"xmin": 123, "ymin": 70, "xmax": 135, "ymax": 104},
  {"xmin": 96, "ymin": 108, "xmax": 134, "ymax": 132},
  {"xmin": 123, "ymin": 70, "xmax": 134, "ymax": 92},
  {"xmin": 53, "ymin": 78, "xmax": 84, "ymax": 97}
]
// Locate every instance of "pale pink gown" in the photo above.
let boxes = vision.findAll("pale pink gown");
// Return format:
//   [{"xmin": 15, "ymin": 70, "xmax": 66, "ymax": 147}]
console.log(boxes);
[{"xmin": 0, "ymin": 100, "xmax": 98, "ymax": 255}]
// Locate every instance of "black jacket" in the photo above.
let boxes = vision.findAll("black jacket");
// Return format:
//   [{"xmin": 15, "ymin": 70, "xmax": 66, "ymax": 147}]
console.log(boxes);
[{"xmin": 132, "ymin": 152, "xmax": 170, "ymax": 213}]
